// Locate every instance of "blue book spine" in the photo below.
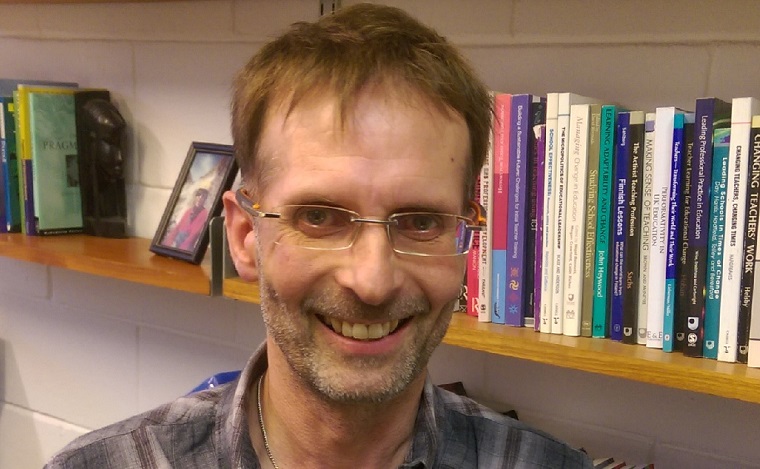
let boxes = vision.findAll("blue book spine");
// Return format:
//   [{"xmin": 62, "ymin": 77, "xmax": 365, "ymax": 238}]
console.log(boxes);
[
  {"xmin": 663, "ymin": 113, "xmax": 685, "ymax": 352},
  {"xmin": 506, "ymin": 94, "xmax": 532, "ymax": 326},
  {"xmin": 610, "ymin": 111, "xmax": 630, "ymax": 341},
  {"xmin": 592, "ymin": 105, "xmax": 617, "ymax": 338},
  {"xmin": 1, "ymin": 98, "xmax": 20, "ymax": 232},
  {"xmin": 704, "ymin": 128, "xmax": 731, "ymax": 358}
]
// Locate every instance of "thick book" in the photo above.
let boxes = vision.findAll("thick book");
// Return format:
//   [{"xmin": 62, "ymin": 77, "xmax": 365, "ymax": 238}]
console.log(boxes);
[
  {"xmin": 27, "ymin": 88, "xmax": 83, "ymax": 235},
  {"xmin": 581, "ymin": 104, "xmax": 603, "ymax": 337},
  {"xmin": 705, "ymin": 128, "xmax": 731, "ymax": 359},
  {"xmin": 637, "ymin": 113, "xmax": 656, "ymax": 344},
  {"xmin": 718, "ymin": 97, "xmax": 760, "ymax": 362},
  {"xmin": 532, "ymin": 122, "xmax": 547, "ymax": 329},
  {"xmin": 686, "ymin": 97, "xmax": 732, "ymax": 358},
  {"xmin": 490, "ymin": 93, "xmax": 511, "ymax": 325},
  {"xmin": 663, "ymin": 112, "xmax": 685, "ymax": 352},
  {"xmin": 592, "ymin": 105, "xmax": 618, "ymax": 338},
  {"xmin": 477, "ymin": 93, "xmax": 495, "ymax": 323},
  {"xmin": 506, "ymin": 94, "xmax": 535, "ymax": 327},
  {"xmin": 646, "ymin": 106, "xmax": 678, "ymax": 349},
  {"xmin": 622, "ymin": 111, "xmax": 645, "ymax": 344},
  {"xmin": 748, "ymin": 116, "xmax": 760, "ymax": 368},
  {"xmin": 674, "ymin": 113, "xmax": 695, "ymax": 352},
  {"xmin": 550, "ymin": 92, "xmax": 600, "ymax": 334},
  {"xmin": 539, "ymin": 92, "xmax": 559, "ymax": 333},
  {"xmin": 610, "ymin": 111, "xmax": 630, "ymax": 341},
  {"xmin": 740, "ymin": 114, "xmax": 760, "ymax": 365},
  {"xmin": 563, "ymin": 103, "xmax": 592, "ymax": 336}
]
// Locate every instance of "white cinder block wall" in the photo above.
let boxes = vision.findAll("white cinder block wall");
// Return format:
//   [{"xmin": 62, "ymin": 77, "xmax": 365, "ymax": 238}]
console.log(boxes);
[{"xmin": 1, "ymin": 1, "xmax": 760, "ymax": 467}]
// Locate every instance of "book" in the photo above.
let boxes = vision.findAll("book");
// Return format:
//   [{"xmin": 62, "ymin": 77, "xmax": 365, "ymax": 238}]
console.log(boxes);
[
  {"xmin": 741, "ymin": 115, "xmax": 760, "ymax": 366},
  {"xmin": 563, "ymin": 102, "xmax": 592, "ymax": 336},
  {"xmin": 550, "ymin": 92, "xmax": 600, "ymax": 334},
  {"xmin": 466, "ymin": 178, "xmax": 481, "ymax": 318},
  {"xmin": 0, "ymin": 98, "xmax": 15, "ymax": 233},
  {"xmin": 646, "ymin": 106, "xmax": 679, "ymax": 349},
  {"xmin": 539, "ymin": 93, "xmax": 559, "ymax": 333},
  {"xmin": 718, "ymin": 97, "xmax": 760, "ymax": 362},
  {"xmin": 674, "ymin": 112, "xmax": 695, "ymax": 352},
  {"xmin": 748, "ymin": 118, "xmax": 760, "ymax": 368},
  {"xmin": 622, "ymin": 110, "xmax": 645, "ymax": 344},
  {"xmin": 26, "ymin": 88, "xmax": 83, "ymax": 234},
  {"xmin": 581, "ymin": 104, "xmax": 603, "ymax": 337},
  {"xmin": 490, "ymin": 93, "xmax": 511, "ymax": 325},
  {"xmin": 637, "ymin": 113, "xmax": 656, "ymax": 344},
  {"xmin": 525, "ymin": 98, "xmax": 546, "ymax": 329},
  {"xmin": 532, "ymin": 121, "xmax": 547, "ymax": 329},
  {"xmin": 705, "ymin": 127, "xmax": 731, "ymax": 359},
  {"xmin": 477, "ymin": 93, "xmax": 495, "ymax": 323},
  {"xmin": 663, "ymin": 112, "xmax": 686, "ymax": 353},
  {"xmin": 592, "ymin": 105, "xmax": 618, "ymax": 338},
  {"xmin": 610, "ymin": 111, "xmax": 630, "ymax": 341},
  {"xmin": 686, "ymin": 97, "xmax": 732, "ymax": 358},
  {"xmin": 506, "ymin": 94, "xmax": 536, "ymax": 327}
]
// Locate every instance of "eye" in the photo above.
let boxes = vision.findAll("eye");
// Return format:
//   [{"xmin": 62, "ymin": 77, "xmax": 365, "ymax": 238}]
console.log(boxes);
[
  {"xmin": 289, "ymin": 205, "xmax": 352, "ymax": 238},
  {"xmin": 395, "ymin": 213, "xmax": 444, "ymax": 240}
]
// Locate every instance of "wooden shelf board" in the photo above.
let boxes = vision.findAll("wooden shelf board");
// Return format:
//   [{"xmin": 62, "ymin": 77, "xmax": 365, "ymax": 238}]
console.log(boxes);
[
  {"xmin": 0, "ymin": 233, "xmax": 209, "ymax": 295},
  {"xmin": 444, "ymin": 313, "xmax": 760, "ymax": 404},
  {"xmin": 223, "ymin": 276, "xmax": 260, "ymax": 304}
]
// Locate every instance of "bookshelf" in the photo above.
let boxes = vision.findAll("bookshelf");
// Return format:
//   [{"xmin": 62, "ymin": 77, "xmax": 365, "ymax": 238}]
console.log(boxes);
[{"xmin": 1, "ymin": 232, "xmax": 757, "ymax": 404}]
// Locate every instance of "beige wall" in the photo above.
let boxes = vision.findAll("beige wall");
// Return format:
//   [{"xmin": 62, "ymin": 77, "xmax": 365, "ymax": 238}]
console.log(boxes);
[{"xmin": 1, "ymin": 1, "xmax": 760, "ymax": 467}]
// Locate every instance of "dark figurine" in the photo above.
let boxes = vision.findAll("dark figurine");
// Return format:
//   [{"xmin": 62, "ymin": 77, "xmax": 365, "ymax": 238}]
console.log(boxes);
[{"xmin": 75, "ymin": 94, "xmax": 128, "ymax": 238}]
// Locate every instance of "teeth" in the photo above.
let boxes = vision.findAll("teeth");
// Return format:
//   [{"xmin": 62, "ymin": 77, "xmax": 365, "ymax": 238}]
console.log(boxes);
[{"xmin": 324, "ymin": 317, "xmax": 402, "ymax": 341}]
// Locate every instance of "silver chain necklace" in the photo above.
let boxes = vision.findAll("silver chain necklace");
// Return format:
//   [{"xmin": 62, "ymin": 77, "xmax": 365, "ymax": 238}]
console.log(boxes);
[{"xmin": 257, "ymin": 375, "xmax": 280, "ymax": 469}]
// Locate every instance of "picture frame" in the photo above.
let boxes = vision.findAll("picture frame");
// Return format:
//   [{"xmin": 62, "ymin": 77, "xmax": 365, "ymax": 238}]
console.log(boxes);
[{"xmin": 150, "ymin": 142, "xmax": 238, "ymax": 264}]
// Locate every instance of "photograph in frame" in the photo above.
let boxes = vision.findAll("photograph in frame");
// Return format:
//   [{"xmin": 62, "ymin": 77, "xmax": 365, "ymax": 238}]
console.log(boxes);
[{"xmin": 150, "ymin": 141, "xmax": 237, "ymax": 264}]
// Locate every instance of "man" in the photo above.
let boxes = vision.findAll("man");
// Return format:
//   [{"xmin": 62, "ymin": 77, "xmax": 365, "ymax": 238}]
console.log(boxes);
[
  {"xmin": 163, "ymin": 187, "xmax": 210, "ymax": 251},
  {"xmin": 47, "ymin": 4, "xmax": 592, "ymax": 468}
]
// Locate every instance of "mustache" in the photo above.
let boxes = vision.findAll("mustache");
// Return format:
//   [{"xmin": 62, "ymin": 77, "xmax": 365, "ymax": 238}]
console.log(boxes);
[{"xmin": 301, "ymin": 287, "xmax": 430, "ymax": 321}]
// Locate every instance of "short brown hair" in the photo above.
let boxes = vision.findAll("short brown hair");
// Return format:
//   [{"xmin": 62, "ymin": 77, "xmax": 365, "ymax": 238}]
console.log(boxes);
[{"xmin": 231, "ymin": 3, "xmax": 492, "ymax": 200}]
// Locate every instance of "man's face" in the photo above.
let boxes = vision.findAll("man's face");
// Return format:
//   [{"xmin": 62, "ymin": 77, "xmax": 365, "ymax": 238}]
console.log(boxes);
[{"xmin": 254, "ymin": 86, "xmax": 470, "ymax": 403}]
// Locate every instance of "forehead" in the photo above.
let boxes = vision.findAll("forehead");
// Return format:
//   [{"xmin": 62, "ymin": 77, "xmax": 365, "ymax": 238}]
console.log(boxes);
[{"xmin": 256, "ymin": 86, "xmax": 470, "ymax": 212}]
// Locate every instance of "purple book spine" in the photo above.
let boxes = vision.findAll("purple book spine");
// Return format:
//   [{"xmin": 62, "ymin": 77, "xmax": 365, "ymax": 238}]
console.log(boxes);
[
  {"xmin": 610, "ymin": 111, "xmax": 630, "ymax": 341},
  {"xmin": 23, "ymin": 159, "xmax": 36, "ymax": 235},
  {"xmin": 505, "ymin": 94, "xmax": 531, "ymax": 326},
  {"xmin": 533, "ymin": 123, "xmax": 547, "ymax": 329}
]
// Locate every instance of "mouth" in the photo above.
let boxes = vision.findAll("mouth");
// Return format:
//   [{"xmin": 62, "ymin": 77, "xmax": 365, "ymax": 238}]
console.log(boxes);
[{"xmin": 317, "ymin": 315, "xmax": 407, "ymax": 341}]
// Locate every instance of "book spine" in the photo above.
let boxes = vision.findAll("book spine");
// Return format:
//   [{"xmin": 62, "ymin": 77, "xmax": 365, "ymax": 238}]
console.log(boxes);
[
  {"xmin": 15, "ymin": 89, "xmax": 37, "ymax": 236},
  {"xmin": 563, "ymin": 103, "xmax": 591, "ymax": 336},
  {"xmin": 540, "ymin": 93, "xmax": 559, "ymax": 333},
  {"xmin": 592, "ymin": 105, "xmax": 617, "ymax": 338},
  {"xmin": 466, "ymin": 177, "xmax": 481, "ymax": 318},
  {"xmin": 2, "ymin": 100, "xmax": 20, "ymax": 233},
  {"xmin": 581, "ymin": 104, "xmax": 602, "ymax": 337},
  {"xmin": 527, "ymin": 99, "xmax": 546, "ymax": 329},
  {"xmin": 740, "ymin": 115, "xmax": 760, "ymax": 364},
  {"xmin": 647, "ymin": 107, "xmax": 676, "ymax": 349},
  {"xmin": 0, "ymin": 102, "xmax": 6, "ymax": 233},
  {"xmin": 610, "ymin": 111, "xmax": 630, "ymax": 341},
  {"xmin": 622, "ymin": 111, "xmax": 645, "ymax": 344},
  {"xmin": 723, "ymin": 97, "xmax": 760, "ymax": 363},
  {"xmin": 533, "ymin": 122, "xmax": 547, "ymax": 330},
  {"xmin": 747, "ymin": 116, "xmax": 760, "ymax": 368},
  {"xmin": 663, "ymin": 112, "xmax": 685, "ymax": 352},
  {"xmin": 506, "ymin": 94, "xmax": 528, "ymax": 327},
  {"xmin": 674, "ymin": 113, "xmax": 695, "ymax": 352},
  {"xmin": 490, "ymin": 93, "xmax": 510, "ymax": 324},
  {"xmin": 477, "ymin": 94, "xmax": 495, "ymax": 323},
  {"xmin": 637, "ymin": 113, "xmax": 656, "ymax": 344},
  {"xmin": 551, "ymin": 93, "xmax": 572, "ymax": 334}
]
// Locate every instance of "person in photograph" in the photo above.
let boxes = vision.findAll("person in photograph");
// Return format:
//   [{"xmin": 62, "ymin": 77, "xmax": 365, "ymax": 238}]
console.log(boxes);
[
  {"xmin": 47, "ymin": 4, "xmax": 592, "ymax": 468},
  {"xmin": 162, "ymin": 186, "xmax": 209, "ymax": 251}
]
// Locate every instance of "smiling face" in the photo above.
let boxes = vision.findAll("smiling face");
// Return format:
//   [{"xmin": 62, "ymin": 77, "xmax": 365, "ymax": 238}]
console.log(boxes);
[{"xmin": 247, "ymin": 83, "xmax": 470, "ymax": 403}]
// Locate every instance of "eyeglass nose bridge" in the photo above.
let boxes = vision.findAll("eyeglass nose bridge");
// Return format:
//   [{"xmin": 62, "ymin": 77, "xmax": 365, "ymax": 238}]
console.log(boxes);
[{"xmin": 346, "ymin": 217, "xmax": 398, "ymax": 251}]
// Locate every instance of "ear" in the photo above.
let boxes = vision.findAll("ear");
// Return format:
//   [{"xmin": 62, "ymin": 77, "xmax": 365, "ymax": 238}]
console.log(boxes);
[{"xmin": 222, "ymin": 190, "xmax": 259, "ymax": 281}]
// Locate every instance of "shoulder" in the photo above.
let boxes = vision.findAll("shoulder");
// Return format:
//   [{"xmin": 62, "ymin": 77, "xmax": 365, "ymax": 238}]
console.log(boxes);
[
  {"xmin": 45, "ymin": 386, "xmax": 228, "ymax": 469},
  {"xmin": 432, "ymin": 386, "xmax": 592, "ymax": 468}
]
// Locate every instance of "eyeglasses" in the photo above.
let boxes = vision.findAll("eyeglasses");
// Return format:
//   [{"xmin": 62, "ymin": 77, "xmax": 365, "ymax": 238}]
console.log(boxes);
[{"xmin": 235, "ymin": 188, "xmax": 486, "ymax": 257}]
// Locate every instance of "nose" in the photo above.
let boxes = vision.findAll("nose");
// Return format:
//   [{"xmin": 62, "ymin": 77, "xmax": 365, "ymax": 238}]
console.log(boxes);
[{"xmin": 334, "ymin": 222, "xmax": 404, "ymax": 306}]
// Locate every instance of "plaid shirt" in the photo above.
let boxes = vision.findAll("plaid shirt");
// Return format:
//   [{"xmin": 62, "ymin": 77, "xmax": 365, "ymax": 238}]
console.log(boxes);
[{"xmin": 46, "ymin": 344, "xmax": 592, "ymax": 468}]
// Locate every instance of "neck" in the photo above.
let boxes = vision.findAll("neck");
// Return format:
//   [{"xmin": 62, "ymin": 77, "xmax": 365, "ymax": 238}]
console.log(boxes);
[{"xmin": 250, "ymin": 341, "xmax": 423, "ymax": 469}]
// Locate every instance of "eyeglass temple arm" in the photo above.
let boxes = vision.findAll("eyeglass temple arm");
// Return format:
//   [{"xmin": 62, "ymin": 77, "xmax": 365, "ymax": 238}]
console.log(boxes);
[{"xmin": 468, "ymin": 200, "xmax": 487, "ymax": 231}]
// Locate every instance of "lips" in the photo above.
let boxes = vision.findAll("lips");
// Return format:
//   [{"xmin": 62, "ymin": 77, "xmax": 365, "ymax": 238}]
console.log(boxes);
[{"xmin": 318, "ymin": 315, "xmax": 403, "ymax": 340}]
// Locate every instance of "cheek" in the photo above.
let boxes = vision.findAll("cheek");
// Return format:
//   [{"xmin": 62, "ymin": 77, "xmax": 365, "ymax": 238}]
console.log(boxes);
[{"xmin": 414, "ymin": 258, "xmax": 466, "ymax": 307}]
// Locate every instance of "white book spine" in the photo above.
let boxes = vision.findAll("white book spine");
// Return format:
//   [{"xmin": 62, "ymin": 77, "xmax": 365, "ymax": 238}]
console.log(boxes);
[
  {"xmin": 477, "ymin": 95, "xmax": 495, "ymax": 323},
  {"xmin": 563, "ymin": 103, "xmax": 591, "ymax": 336},
  {"xmin": 637, "ymin": 113, "xmax": 656, "ymax": 345},
  {"xmin": 551, "ymin": 93, "xmax": 572, "ymax": 334},
  {"xmin": 646, "ymin": 107, "xmax": 676, "ymax": 349},
  {"xmin": 717, "ymin": 97, "xmax": 760, "ymax": 361},
  {"xmin": 539, "ymin": 93, "xmax": 559, "ymax": 333}
]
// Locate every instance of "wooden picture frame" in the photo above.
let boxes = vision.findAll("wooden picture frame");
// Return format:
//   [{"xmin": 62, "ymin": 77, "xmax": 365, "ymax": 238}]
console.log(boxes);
[{"xmin": 150, "ymin": 142, "xmax": 237, "ymax": 264}]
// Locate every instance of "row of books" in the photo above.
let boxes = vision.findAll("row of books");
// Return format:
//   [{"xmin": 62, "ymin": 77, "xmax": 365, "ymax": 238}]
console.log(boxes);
[
  {"xmin": 465, "ymin": 91, "xmax": 760, "ymax": 368},
  {"xmin": 0, "ymin": 79, "xmax": 113, "ymax": 236}
]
